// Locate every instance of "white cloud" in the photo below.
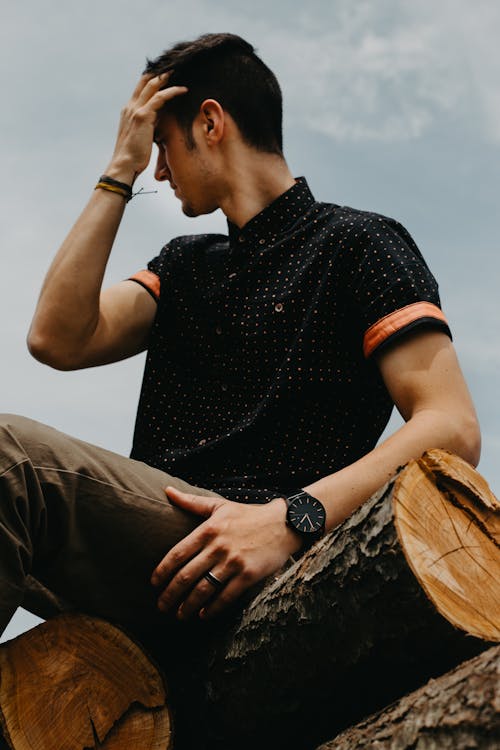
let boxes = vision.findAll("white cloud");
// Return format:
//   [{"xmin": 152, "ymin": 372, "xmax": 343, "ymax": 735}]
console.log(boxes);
[
  {"xmin": 451, "ymin": 0, "xmax": 500, "ymax": 143},
  {"xmin": 250, "ymin": 0, "xmax": 500, "ymax": 143}
]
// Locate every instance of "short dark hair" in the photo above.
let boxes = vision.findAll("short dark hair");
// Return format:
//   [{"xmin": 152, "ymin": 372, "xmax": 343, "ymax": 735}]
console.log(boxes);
[{"xmin": 143, "ymin": 33, "xmax": 283, "ymax": 155}]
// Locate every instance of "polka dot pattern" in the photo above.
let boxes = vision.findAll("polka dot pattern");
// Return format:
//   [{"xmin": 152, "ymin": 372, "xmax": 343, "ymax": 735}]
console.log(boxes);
[{"xmin": 129, "ymin": 178, "xmax": 450, "ymax": 503}]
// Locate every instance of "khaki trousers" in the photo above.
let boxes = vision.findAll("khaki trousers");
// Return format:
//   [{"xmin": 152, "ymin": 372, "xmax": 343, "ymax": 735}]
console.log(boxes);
[{"xmin": 0, "ymin": 413, "xmax": 229, "ymax": 642}]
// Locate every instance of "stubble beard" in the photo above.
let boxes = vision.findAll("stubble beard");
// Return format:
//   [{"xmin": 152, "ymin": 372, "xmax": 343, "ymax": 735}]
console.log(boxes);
[
  {"xmin": 181, "ymin": 200, "xmax": 198, "ymax": 218},
  {"xmin": 180, "ymin": 196, "xmax": 218, "ymax": 219}
]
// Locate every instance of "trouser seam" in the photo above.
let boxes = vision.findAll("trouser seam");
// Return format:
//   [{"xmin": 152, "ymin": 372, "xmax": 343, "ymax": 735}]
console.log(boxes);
[
  {"xmin": 32, "ymin": 464, "xmax": 167, "ymax": 506},
  {"xmin": 0, "ymin": 458, "xmax": 30, "ymax": 479}
]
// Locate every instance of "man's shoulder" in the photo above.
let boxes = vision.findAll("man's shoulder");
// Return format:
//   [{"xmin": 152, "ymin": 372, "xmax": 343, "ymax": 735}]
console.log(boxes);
[
  {"xmin": 315, "ymin": 199, "xmax": 407, "ymax": 235},
  {"xmin": 312, "ymin": 200, "xmax": 418, "ymax": 260},
  {"xmin": 165, "ymin": 232, "xmax": 229, "ymax": 254}
]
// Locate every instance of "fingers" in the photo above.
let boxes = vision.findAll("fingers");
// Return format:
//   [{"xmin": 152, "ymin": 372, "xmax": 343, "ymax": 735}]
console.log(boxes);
[
  {"xmin": 151, "ymin": 491, "xmax": 225, "ymax": 587},
  {"xmin": 149, "ymin": 85, "xmax": 189, "ymax": 111},
  {"xmin": 157, "ymin": 551, "xmax": 230, "ymax": 617},
  {"xmin": 130, "ymin": 73, "xmax": 157, "ymax": 100},
  {"xmin": 131, "ymin": 71, "xmax": 171, "ymax": 101},
  {"xmin": 180, "ymin": 568, "xmax": 237, "ymax": 620},
  {"xmin": 199, "ymin": 576, "xmax": 248, "ymax": 620},
  {"xmin": 135, "ymin": 73, "xmax": 187, "ymax": 109},
  {"xmin": 157, "ymin": 553, "xmax": 247, "ymax": 621},
  {"xmin": 151, "ymin": 525, "xmax": 204, "ymax": 587},
  {"xmin": 165, "ymin": 486, "xmax": 222, "ymax": 517}
]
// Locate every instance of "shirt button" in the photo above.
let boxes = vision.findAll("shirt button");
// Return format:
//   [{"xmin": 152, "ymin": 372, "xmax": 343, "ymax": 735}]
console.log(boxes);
[
  {"xmin": 274, "ymin": 302, "xmax": 284, "ymax": 313},
  {"xmin": 215, "ymin": 325, "xmax": 223, "ymax": 335},
  {"xmin": 259, "ymin": 238, "xmax": 266, "ymax": 245},
  {"xmin": 238, "ymin": 235, "xmax": 245, "ymax": 243}
]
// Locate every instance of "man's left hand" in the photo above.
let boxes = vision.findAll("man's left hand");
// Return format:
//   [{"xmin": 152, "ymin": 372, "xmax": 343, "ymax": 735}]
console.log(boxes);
[{"xmin": 151, "ymin": 487, "xmax": 302, "ymax": 621}]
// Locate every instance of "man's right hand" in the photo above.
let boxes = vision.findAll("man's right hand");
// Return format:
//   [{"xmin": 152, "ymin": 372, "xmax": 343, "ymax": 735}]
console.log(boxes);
[{"xmin": 106, "ymin": 73, "xmax": 188, "ymax": 184}]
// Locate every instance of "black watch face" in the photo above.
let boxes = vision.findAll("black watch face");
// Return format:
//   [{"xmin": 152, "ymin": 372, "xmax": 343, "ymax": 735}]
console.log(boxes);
[{"xmin": 287, "ymin": 492, "xmax": 326, "ymax": 535}]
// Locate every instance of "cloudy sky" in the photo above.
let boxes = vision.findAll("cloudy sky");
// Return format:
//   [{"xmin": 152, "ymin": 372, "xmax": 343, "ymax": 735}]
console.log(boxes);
[{"xmin": 1, "ymin": 0, "xmax": 499, "ymax": 640}]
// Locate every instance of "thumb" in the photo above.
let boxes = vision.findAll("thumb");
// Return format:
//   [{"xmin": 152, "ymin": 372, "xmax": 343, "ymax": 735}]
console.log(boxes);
[{"xmin": 164, "ymin": 486, "xmax": 223, "ymax": 518}]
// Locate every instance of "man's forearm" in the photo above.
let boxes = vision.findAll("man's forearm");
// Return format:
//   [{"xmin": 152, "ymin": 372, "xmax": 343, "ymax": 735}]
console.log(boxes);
[
  {"xmin": 27, "ymin": 183, "xmax": 128, "ymax": 367},
  {"xmin": 302, "ymin": 407, "xmax": 481, "ymax": 535}
]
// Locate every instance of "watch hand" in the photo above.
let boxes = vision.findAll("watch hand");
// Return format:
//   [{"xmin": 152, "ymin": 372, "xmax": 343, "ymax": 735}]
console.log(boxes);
[
  {"xmin": 299, "ymin": 513, "xmax": 315, "ymax": 530},
  {"xmin": 304, "ymin": 513, "xmax": 315, "ymax": 530}
]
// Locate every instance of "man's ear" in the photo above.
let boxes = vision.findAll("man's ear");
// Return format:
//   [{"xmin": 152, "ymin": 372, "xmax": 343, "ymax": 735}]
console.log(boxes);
[{"xmin": 198, "ymin": 98, "xmax": 225, "ymax": 144}]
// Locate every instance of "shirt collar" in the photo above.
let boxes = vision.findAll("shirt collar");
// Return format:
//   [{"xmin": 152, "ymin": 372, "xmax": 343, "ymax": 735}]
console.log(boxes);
[{"xmin": 227, "ymin": 177, "xmax": 315, "ymax": 249}]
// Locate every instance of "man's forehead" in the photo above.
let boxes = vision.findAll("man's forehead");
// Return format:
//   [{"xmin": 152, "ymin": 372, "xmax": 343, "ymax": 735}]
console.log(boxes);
[{"xmin": 154, "ymin": 111, "xmax": 176, "ymax": 142}]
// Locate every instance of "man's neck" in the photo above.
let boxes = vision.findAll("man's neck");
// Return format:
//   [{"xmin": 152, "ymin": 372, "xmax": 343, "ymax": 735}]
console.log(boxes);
[{"xmin": 217, "ymin": 151, "xmax": 296, "ymax": 229}]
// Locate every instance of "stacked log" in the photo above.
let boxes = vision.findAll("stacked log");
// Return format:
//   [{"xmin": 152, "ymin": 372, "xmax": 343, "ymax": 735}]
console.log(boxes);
[
  {"xmin": 0, "ymin": 449, "xmax": 498, "ymax": 749},
  {"xmin": 316, "ymin": 645, "xmax": 500, "ymax": 749},
  {"xmin": 0, "ymin": 615, "xmax": 172, "ymax": 749}
]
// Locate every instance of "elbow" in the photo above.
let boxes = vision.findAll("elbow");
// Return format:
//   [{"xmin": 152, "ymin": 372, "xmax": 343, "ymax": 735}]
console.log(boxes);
[
  {"xmin": 453, "ymin": 411, "xmax": 481, "ymax": 468},
  {"xmin": 27, "ymin": 330, "xmax": 80, "ymax": 371}
]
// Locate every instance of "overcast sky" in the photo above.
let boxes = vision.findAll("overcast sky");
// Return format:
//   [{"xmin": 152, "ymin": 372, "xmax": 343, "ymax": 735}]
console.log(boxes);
[{"xmin": 1, "ymin": 0, "xmax": 499, "ymax": 640}]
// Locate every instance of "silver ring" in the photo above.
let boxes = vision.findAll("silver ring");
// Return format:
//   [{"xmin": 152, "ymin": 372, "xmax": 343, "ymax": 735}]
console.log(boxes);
[{"xmin": 204, "ymin": 571, "xmax": 224, "ymax": 589}]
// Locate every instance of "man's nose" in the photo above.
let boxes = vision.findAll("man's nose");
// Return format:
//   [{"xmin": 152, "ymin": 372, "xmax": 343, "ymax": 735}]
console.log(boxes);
[{"xmin": 154, "ymin": 151, "xmax": 171, "ymax": 182}]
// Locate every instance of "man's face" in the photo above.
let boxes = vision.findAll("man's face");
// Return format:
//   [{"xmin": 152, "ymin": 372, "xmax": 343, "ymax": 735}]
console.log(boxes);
[{"xmin": 153, "ymin": 111, "xmax": 218, "ymax": 218}]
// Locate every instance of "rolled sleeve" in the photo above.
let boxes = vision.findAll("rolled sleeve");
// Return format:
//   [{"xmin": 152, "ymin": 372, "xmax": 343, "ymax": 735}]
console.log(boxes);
[
  {"xmin": 128, "ymin": 270, "xmax": 161, "ymax": 302},
  {"xmin": 343, "ymin": 214, "xmax": 452, "ymax": 358}
]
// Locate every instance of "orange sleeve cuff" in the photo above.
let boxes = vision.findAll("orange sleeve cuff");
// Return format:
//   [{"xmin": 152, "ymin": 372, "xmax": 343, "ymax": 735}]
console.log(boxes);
[
  {"xmin": 363, "ymin": 301, "xmax": 449, "ymax": 358},
  {"xmin": 128, "ymin": 270, "xmax": 161, "ymax": 302}
]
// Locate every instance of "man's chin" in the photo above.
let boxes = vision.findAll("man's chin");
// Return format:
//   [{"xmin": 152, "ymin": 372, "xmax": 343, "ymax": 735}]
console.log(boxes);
[
  {"xmin": 181, "ymin": 202, "xmax": 199, "ymax": 218},
  {"xmin": 181, "ymin": 201, "xmax": 217, "ymax": 219}
]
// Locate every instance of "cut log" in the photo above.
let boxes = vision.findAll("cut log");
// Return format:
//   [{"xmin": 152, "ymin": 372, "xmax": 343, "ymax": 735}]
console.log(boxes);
[
  {"xmin": 316, "ymin": 643, "xmax": 500, "ymax": 749},
  {"xmin": 158, "ymin": 450, "xmax": 500, "ymax": 750},
  {"xmin": 0, "ymin": 613, "xmax": 172, "ymax": 750},
  {"xmin": 394, "ymin": 449, "xmax": 500, "ymax": 641}
]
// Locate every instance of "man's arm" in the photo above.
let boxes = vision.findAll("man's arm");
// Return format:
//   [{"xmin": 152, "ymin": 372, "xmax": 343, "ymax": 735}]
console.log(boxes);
[
  {"xmin": 301, "ymin": 329, "xmax": 480, "ymax": 531},
  {"xmin": 27, "ymin": 74, "xmax": 187, "ymax": 370},
  {"xmin": 150, "ymin": 329, "xmax": 480, "ymax": 621}
]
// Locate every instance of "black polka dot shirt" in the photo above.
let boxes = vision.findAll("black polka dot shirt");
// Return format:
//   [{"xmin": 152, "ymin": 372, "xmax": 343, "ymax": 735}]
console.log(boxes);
[{"xmin": 129, "ymin": 178, "xmax": 451, "ymax": 503}]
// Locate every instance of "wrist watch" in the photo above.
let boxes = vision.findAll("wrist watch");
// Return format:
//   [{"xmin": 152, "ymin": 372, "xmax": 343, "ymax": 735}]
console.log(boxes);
[{"xmin": 284, "ymin": 489, "xmax": 326, "ymax": 552}]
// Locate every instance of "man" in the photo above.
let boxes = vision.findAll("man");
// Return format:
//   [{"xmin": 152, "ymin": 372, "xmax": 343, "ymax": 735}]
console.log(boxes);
[{"xmin": 1, "ymin": 33, "xmax": 479, "ymax": 637}]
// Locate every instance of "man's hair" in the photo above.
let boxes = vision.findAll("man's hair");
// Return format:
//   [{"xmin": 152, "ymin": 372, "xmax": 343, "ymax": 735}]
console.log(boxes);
[{"xmin": 143, "ymin": 33, "xmax": 283, "ymax": 155}]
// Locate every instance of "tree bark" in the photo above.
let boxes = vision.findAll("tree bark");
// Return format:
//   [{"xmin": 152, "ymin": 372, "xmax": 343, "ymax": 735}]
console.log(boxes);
[
  {"xmin": 0, "ymin": 614, "xmax": 172, "ymax": 750},
  {"xmin": 158, "ymin": 449, "xmax": 500, "ymax": 750},
  {"xmin": 316, "ymin": 644, "xmax": 500, "ymax": 749}
]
